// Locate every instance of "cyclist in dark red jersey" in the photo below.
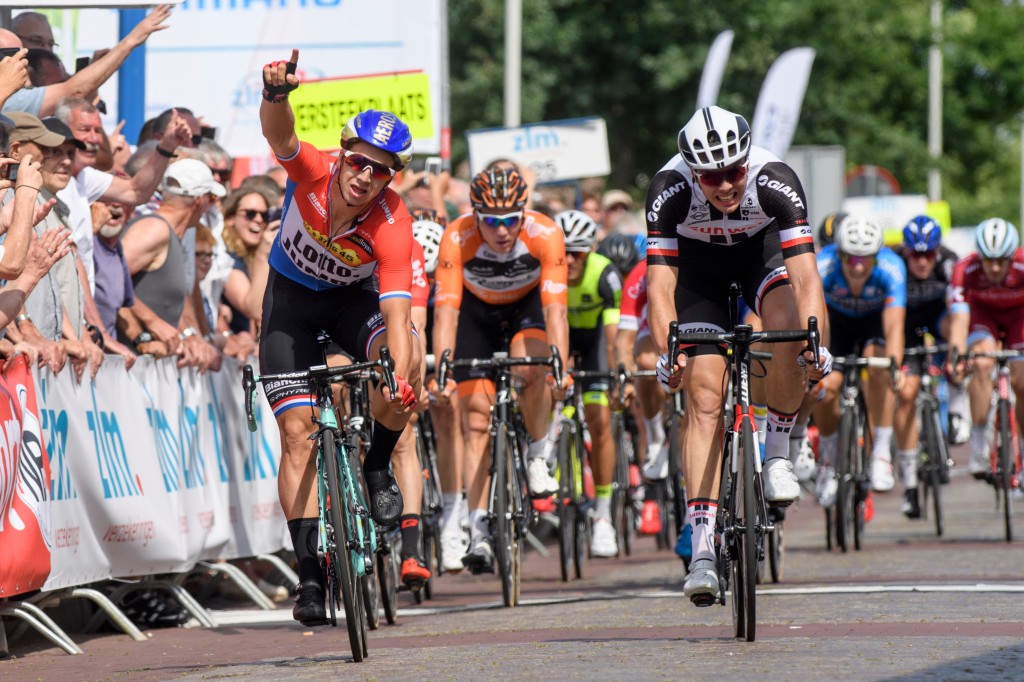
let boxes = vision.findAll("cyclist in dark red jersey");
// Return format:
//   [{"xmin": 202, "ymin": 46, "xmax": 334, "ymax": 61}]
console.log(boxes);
[
  {"xmin": 260, "ymin": 50, "xmax": 420, "ymax": 625},
  {"xmin": 947, "ymin": 218, "xmax": 1024, "ymax": 479}
]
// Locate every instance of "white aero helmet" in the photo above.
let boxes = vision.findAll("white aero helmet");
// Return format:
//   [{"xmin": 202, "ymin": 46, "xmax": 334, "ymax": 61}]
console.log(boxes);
[
  {"xmin": 677, "ymin": 106, "xmax": 751, "ymax": 171},
  {"xmin": 412, "ymin": 219, "xmax": 445, "ymax": 274},
  {"xmin": 555, "ymin": 209, "xmax": 598, "ymax": 252},
  {"xmin": 975, "ymin": 218, "xmax": 1019, "ymax": 259},
  {"xmin": 836, "ymin": 214, "xmax": 884, "ymax": 257}
]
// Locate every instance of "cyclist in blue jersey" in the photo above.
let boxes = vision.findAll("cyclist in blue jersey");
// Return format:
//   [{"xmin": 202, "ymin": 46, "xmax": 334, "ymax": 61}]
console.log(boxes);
[{"xmin": 812, "ymin": 215, "xmax": 907, "ymax": 507}]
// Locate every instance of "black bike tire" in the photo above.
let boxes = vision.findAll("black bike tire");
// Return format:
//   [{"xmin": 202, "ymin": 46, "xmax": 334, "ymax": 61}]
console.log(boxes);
[
  {"xmin": 322, "ymin": 429, "xmax": 366, "ymax": 662},
  {"xmin": 726, "ymin": 443, "xmax": 745, "ymax": 639},
  {"xmin": 509, "ymin": 429, "xmax": 524, "ymax": 606},
  {"xmin": 610, "ymin": 415, "xmax": 630, "ymax": 558},
  {"xmin": 351, "ymin": 460, "xmax": 381, "ymax": 632},
  {"xmin": 494, "ymin": 423, "xmax": 517, "ymax": 607},
  {"xmin": 768, "ymin": 519, "xmax": 783, "ymax": 583},
  {"xmin": 740, "ymin": 420, "xmax": 758, "ymax": 642},
  {"xmin": 835, "ymin": 406, "xmax": 854, "ymax": 553},
  {"xmin": 573, "ymin": 427, "xmax": 587, "ymax": 580},
  {"xmin": 998, "ymin": 398, "xmax": 1013, "ymax": 543},
  {"xmin": 556, "ymin": 425, "xmax": 574, "ymax": 582},
  {"xmin": 376, "ymin": 542, "xmax": 397, "ymax": 624},
  {"xmin": 669, "ymin": 413, "xmax": 686, "ymax": 545},
  {"xmin": 420, "ymin": 523, "xmax": 435, "ymax": 601},
  {"xmin": 853, "ymin": 396, "xmax": 868, "ymax": 552},
  {"xmin": 923, "ymin": 402, "xmax": 944, "ymax": 537}
]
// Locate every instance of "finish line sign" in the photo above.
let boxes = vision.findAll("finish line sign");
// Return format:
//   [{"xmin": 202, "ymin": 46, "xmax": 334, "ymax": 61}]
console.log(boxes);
[{"xmin": 289, "ymin": 72, "xmax": 434, "ymax": 151}]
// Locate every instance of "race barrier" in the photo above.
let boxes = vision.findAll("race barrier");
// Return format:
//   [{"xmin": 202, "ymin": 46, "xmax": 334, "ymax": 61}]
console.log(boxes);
[{"xmin": 0, "ymin": 354, "xmax": 283, "ymax": 599}]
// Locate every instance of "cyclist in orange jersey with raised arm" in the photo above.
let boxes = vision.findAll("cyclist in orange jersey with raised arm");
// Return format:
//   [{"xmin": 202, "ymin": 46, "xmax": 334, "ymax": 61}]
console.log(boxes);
[{"xmin": 430, "ymin": 166, "xmax": 572, "ymax": 571}]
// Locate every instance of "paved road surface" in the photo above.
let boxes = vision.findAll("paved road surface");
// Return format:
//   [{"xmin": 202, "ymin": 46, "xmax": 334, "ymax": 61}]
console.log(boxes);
[{"xmin": 3, "ymin": 455, "xmax": 1024, "ymax": 681}]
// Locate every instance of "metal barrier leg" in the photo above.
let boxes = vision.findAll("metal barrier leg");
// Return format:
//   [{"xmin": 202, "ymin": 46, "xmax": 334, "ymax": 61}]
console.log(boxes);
[
  {"xmin": 198, "ymin": 561, "xmax": 275, "ymax": 610},
  {"xmin": 524, "ymin": 529, "xmax": 549, "ymax": 556},
  {"xmin": 69, "ymin": 588, "xmax": 147, "ymax": 642},
  {"xmin": 0, "ymin": 603, "xmax": 82, "ymax": 655},
  {"xmin": 255, "ymin": 553, "xmax": 299, "ymax": 589}
]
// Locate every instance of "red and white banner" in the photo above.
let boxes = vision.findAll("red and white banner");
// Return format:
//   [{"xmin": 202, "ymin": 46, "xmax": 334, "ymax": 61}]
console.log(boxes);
[
  {"xmin": 751, "ymin": 47, "xmax": 816, "ymax": 160},
  {"xmin": 0, "ymin": 355, "xmax": 283, "ymax": 597},
  {"xmin": 696, "ymin": 30, "xmax": 734, "ymax": 109}
]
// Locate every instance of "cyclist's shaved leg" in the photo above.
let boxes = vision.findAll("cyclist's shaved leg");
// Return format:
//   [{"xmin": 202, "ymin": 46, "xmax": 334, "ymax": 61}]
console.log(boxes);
[
  {"xmin": 895, "ymin": 372, "xmax": 922, "ymax": 495},
  {"xmin": 511, "ymin": 331, "xmax": 553, "ymax": 443},
  {"xmin": 865, "ymin": 342, "xmax": 896, "ymax": 485},
  {"xmin": 681, "ymin": 352, "xmax": 727, "ymax": 563},
  {"xmin": 391, "ymin": 424, "xmax": 425, "ymax": 558},
  {"xmin": 460, "ymin": 381, "xmax": 495, "ymax": 534}
]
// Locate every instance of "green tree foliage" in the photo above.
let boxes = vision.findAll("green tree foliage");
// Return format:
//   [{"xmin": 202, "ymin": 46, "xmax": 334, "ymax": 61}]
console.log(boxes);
[{"xmin": 448, "ymin": 0, "xmax": 1024, "ymax": 225}]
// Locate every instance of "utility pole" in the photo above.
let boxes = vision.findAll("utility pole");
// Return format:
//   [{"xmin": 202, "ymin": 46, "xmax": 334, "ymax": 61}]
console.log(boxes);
[
  {"xmin": 503, "ymin": 0, "xmax": 522, "ymax": 128},
  {"xmin": 928, "ymin": 0, "xmax": 943, "ymax": 202}
]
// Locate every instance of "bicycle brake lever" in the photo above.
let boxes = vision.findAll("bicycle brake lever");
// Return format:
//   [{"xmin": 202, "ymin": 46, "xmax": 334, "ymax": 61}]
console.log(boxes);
[
  {"xmin": 242, "ymin": 364, "xmax": 257, "ymax": 432},
  {"xmin": 379, "ymin": 345, "xmax": 398, "ymax": 395}
]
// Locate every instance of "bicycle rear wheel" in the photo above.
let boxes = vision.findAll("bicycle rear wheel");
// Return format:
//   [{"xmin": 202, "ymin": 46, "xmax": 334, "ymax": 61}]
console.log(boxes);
[
  {"xmin": 767, "ymin": 509, "xmax": 784, "ymax": 583},
  {"xmin": 556, "ymin": 424, "xmax": 575, "ymax": 582},
  {"xmin": 668, "ymin": 410, "xmax": 687, "ymax": 550},
  {"xmin": 322, "ymin": 430, "xmax": 367, "ymax": 662},
  {"xmin": 997, "ymin": 399, "xmax": 1014, "ymax": 543},
  {"xmin": 494, "ymin": 423, "xmax": 520, "ymax": 606},
  {"xmin": 376, "ymin": 534, "xmax": 398, "ymax": 624}
]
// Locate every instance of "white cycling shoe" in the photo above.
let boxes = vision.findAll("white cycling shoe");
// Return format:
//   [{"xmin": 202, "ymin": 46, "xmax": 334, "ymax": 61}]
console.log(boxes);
[
  {"xmin": 440, "ymin": 529, "xmax": 467, "ymax": 573},
  {"xmin": 762, "ymin": 458, "xmax": 800, "ymax": 504},
  {"xmin": 871, "ymin": 457, "xmax": 895, "ymax": 492},
  {"xmin": 642, "ymin": 441, "xmax": 669, "ymax": 481},
  {"xmin": 526, "ymin": 458, "xmax": 559, "ymax": 497},
  {"xmin": 683, "ymin": 558, "xmax": 719, "ymax": 606},
  {"xmin": 590, "ymin": 518, "xmax": 618, "ymax": 558}
]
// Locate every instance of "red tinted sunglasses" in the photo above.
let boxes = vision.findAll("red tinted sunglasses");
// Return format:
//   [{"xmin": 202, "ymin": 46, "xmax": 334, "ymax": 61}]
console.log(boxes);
[
  {"xmin": 696, "ymin": 164, "xmax": 748, "ymax": 187},
  {"xmin": 341, "ymin": 150, "xmax": 395, "ymax": 181}
]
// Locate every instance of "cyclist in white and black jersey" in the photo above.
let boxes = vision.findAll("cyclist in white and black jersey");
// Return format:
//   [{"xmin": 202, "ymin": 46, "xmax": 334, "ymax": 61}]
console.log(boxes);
[{"xmin": 646, "ymin": 106, "xmax": 832, "ymax": 606}]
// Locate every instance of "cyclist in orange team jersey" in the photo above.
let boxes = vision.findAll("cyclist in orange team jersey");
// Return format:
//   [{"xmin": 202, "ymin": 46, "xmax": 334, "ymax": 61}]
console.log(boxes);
[{"xmin": 430, "ymin": 166, "xmax": 572, "ymax": 571}]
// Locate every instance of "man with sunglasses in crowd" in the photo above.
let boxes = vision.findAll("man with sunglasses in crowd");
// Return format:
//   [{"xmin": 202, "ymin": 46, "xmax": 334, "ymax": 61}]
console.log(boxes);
[
  {"xmin": 812, "ymin": 215, "xmax": 906, "ymax": 509},
  {"xmin": 259, "ymin": 49, "xmax": 420, "ymax": 626},
  {"xmin": 647, "ymin": 106, "xmax": 831, "ymax": 606},
  {"xmin": 946, "ymin": 218, "xmax": 1024, "ymax": 481},
  {"xmin": 430, "ymin": 165, "xmax": 572, "ymax": 572},
  {"xmin": 892, "ymin": 215, "xmax": 959, "ymax": 518}
]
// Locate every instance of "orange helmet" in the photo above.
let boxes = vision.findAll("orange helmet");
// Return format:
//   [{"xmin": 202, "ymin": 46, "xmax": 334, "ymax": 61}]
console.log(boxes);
[{"xmin": 469, "ymin": 167, "xmax": 529, "ymax": 211}]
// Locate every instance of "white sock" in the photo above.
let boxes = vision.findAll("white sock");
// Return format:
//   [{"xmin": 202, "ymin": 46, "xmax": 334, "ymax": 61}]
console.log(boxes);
[
  {"xmin": 594, "ymin": 496, "xmax": 612, "ymax": 521},
  {"xmin": 441, "ymin": 493, "xmax": 462, "ymax": 536},
  {"xmin": 527, "ymin": 437, "xmax": 547, "ymax": 462},
  {"xmin": 897, "ymin": 449, "xmax": 918, "ymax": 488},
  {"xmin": 753, "ymin": 404, "xmax": 768, "ymax": 447},
  {"xmin": 644, "ymin": 413, "xmax": 665, "ymax": 447},
  {"xmin": 765, "ymin": 407, "xmax": 797, "ymax": 462},
  {"xmin": 687, "ymin": 500, "xmax": 718, "ymax": 563},
  {"xmin": 790, "ymin": 419, "xmax": 808, "ymax": 441},
  {"xmin": 971, "ymin": 424, "xmax": 988, "ymax": 455},
  {"xmin": 819, "ymin": 432, "xmax": 839, "ymax": 468},
  {"xmin": 468, "ymin": 508, "xmax": 488, "ymax": 542},
  {"xmin": 872, "ymin": 426, "xmax": 893, "ymax": 462}
]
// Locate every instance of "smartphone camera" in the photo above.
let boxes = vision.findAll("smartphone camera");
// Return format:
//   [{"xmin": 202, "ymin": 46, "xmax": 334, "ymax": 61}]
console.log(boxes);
[
  {"xmin": 4, "ymin": 163, "xmax": 19, "ymax": 183},
  {"xmin": 423, "ymin": 156, "xmax": 442, "ymax": 187}
]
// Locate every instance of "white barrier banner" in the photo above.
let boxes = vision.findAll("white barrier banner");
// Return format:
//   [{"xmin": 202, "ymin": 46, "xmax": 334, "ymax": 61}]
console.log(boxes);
[
  {"xmin": 27, "ymin": 356, "xmax": 283, "ymax": 593},
  {"xmin": 751, "ymin": 47, "xmax": 816, "ymax": 160},
  {"xmin": 696, "ymin": 30, "xmax": 734, "ymax": 109}
]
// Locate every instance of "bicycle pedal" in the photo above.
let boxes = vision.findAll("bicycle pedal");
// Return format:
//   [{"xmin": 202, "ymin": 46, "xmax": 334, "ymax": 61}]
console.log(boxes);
[{"xmin": 690, "ymin": 593, "xmax": 716, "ymax": 608}]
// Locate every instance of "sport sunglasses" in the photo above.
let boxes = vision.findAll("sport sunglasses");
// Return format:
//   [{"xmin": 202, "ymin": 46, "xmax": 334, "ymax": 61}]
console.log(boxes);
[
  {"xmin": 477, "ymin": 212, "xmax": 523, "ymax": 229},
  {"xmin": 695, "ymin": 164, "xmax": 748, "ymax": 187},
  {"xmin": 341, "ymin": 150, "xmax": 396, "ymax": 181}
]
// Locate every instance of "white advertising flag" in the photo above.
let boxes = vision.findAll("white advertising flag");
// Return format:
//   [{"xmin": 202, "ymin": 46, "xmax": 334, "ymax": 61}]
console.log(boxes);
[
  {"xmin": 751, "ymin": 47, "xmax": 816, "ymax": 160},
  {"xmin": 696, "ymin": 30, "xmax": 734, "ymax": 109}
]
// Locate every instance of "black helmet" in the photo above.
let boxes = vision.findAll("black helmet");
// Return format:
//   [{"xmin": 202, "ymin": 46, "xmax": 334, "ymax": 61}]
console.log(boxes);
[
  {"xmin": 597, "ymin": 233, "xmax": 640, "ymax": 275},
  {"xmin": 818, "ymin": 211, "xmax": 848, "ymax": 247}
]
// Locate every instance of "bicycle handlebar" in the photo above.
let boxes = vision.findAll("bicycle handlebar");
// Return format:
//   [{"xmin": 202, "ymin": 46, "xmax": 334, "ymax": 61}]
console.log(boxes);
[
  {"xmin": 666, "ymin": 317, "xmax": 821, "ymax": 374},
  {"xmin": 241, "ymin": 347, "xmax": 396, "ymax": 433},
  {"xmin": 436, "ymin": 346, "xmax": 562, "ymax": 389}
]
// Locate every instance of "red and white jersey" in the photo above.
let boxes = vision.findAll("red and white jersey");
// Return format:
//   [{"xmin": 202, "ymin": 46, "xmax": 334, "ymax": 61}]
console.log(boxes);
[
  {"xmin": 947, "ymin": 249, "xmax": 1024, "ymax": 313},
  {"xmin": 618, "ymin": 260, "xmax": 648, "ymax": 332},
  {"xmin": 269, "ymin": 141, "xmax": 413, "ymax": 302}
]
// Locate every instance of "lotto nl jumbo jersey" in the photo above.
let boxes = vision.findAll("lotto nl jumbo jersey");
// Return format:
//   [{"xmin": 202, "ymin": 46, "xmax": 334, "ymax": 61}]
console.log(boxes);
[
  {"xmin": 268, "ymin": 141, "xmax": 413, "ymax": 301},
  {"xmin": 817, "ymin": 244, "xmax": 907, "ymax": 317},
  {"xmin": 434, "ymin": 210, "xmax": 568, "ymax": 308},
  {"xmin": 645, "ymin": 146, "xmax": 814, "ymax": 264}
]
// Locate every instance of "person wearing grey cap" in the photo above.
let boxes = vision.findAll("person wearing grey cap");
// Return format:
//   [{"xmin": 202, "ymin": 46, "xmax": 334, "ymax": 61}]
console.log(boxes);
[
  {"xmin": 117, "ymin": 159, "xmax": 224, "ymax": 369},
  {"xmin": 2, "ymin": 110, "xmax": 103, "ymax": 380}
]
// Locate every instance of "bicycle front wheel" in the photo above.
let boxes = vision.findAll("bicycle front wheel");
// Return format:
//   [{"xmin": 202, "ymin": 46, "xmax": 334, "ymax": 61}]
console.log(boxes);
[
  {"xmin": 494, "ymin": 423, "xmax": 520, "ymax": 606},
  {"xmin": 997, "ymin": 398, "xmax": 1014, "ymax": 543},
  {"xmin": 322, "ymin": 429, "xmax": 367, "ymax": 662},
  {"xmin": 921, "ymin": 402, "xmax": 945, "ymax": 537},
  {"xmin": 376, "ymin": 535, "xmax": 398, "ymax": 625},
  {"xmin": 555, "ymin": 424, "xmax": 575, "ymax": 582},
  {"xmin": 835, "ymin": 406, "xmax": 856, "ymax": 553},
  {"xmin": 739, "ymin": 420, "xmax": 758, "ymax": 642},
  {"xmin": 610, "ymin": 414, "xmax": 631, "ymax": 558}
]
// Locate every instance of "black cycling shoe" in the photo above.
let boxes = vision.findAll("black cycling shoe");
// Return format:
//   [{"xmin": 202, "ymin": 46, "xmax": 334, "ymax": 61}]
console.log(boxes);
[
  {"xmin": 364, "ymin": 467, "xmax": 404, "ymax": 526},
  {"xmin": 901, "ymin": 489, "xmax": 921, "ymax": 519},
  {"xmin": 292, "ymin": 579, "xmax": 328, "ymax": 626}
]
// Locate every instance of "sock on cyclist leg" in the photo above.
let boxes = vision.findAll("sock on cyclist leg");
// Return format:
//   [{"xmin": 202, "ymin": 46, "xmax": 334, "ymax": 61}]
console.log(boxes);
[
  {"xmin": 687, "ymin": 498, "xmax": 718, "ymax": 564},
  {"xmin": 753, "ymin": 403, "xmax": 768, "ymax": 448},
  {"xmin": 872, "ymin": 426, "xmax": 893, "ymax": 465},
  {"xmin": 399, "ymin": 514, "xmax": 421, "ymax": 559},
  {"xmin": 971, "ymin": 424, "xmax": 988, "ymax": 456},
  {"xmin": 527, "ymin": 437, "xmax": 551, "ymax": 464},
  {"xmin": 764, "ymin": 406, "xmax": 797, "ymax": 463},
  {"xmin": 287, "ymin": 518, "xmax": 321, "ymax": 584},
  {"xmin": 594, "ymin": 486, "xmax": 612, "ymax": 521},
  {"xmin": 819, "ymin": 432, "xmax": 839, "ymax": 469},
  {"xmin": 790, "ymin": 419, "xmax": 808, "ymax": 441},
  {"xmin": 897, "ymin": 449, "xmax": 918, "ymax": 488},
  {"xmin": 364, "ymin": 421, "xmax": 404, "ymax": 472},
  {"xmin": 441, "ymin": 493, "xmax": 462, "ymax": 537},
  {"xmin": 644, "ymin": 413, "xmax": 666, "ymax": 452},
  {"xmin": 468, "ymin": 508, "xmax": 488, "ymax": 542}
]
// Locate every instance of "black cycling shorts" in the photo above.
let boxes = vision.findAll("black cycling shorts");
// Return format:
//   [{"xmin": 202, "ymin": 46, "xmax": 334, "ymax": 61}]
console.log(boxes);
[
  {"xmin": 828, "ymin": 308, "xmax": 885, "ymax": 359},
  {"xmin": 453, "ymin": 286, "xmax": 545, "ymax": 383},
  {"xmin": 260, "ymin": 269, "xmax": 385, "ymax": 414},
  {"xmin": 675, "ymin": 226, "xmax": 791, "ymax": 357},
  {"xmin": 570, "ymin": 328, "xmax": 611, "ymax": 397}
]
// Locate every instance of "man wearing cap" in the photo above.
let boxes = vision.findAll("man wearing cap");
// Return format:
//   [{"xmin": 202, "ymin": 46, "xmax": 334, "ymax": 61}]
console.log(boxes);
[
  {"xmin": 600, "ymin": 188, "xmax": 638, "ymax": 237},
  {"xmin": 117, "ymin": 159, "xmax": 223, "ymax": 368},
  {"xmin": 2, "ymin": 110, "xmax": 103, "ymax": 379}
]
